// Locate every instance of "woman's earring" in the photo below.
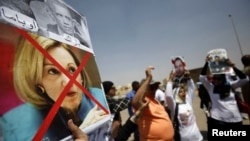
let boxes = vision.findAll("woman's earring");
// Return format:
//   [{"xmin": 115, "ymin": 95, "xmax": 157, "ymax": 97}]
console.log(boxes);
[{"xmin": 37, "ymin": 85, "xmax": 45, "ymax": 94}]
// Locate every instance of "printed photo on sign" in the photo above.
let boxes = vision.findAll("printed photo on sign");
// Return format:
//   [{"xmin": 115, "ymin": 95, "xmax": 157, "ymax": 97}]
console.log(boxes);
[
  {"xmin": 207, "ymin": 48, "xmax": 232, "ymax": 74},
  {"xmin": 0, "ymin": 22, "xmax": 110, "ymax": 141},
  {"xmin": 0, "ymin": 0, "xmax": 93, "ymax": 52},
  {"xmin": 171, "ymin": 56, "xmax": 187, "ymax": 77},
  {"xmin": 0, "ymin": 0, "xmax": 38, "ymax": 32}
]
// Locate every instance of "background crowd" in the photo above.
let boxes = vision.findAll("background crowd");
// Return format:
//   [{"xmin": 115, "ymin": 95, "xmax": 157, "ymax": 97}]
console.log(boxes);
[{"xmin": 71, "ymin": 54, "xmax": 250, "ymax": 141}]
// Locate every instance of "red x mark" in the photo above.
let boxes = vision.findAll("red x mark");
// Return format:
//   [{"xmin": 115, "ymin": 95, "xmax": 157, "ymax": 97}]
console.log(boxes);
[{"xmin": 16, "ymin": 28, "xmax": 109, "ymax": 140}]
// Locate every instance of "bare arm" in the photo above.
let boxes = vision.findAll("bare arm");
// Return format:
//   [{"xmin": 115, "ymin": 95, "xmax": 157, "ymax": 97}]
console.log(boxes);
[
  {"xmin": 132, "ymin": 66, "xmax": 154, "ymax": 109},
  {"xmin": 165, "ymin": 70, "xmax": 176, "ymax": 120},
  {"xmin": 130, "ymin": 100, "xmax": 149, "ymax": 123}
]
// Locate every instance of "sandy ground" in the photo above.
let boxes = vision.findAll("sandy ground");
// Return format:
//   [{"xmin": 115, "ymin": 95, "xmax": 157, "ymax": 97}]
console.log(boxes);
[{"xmin": 120, "ymin": 93, "xmax": 250, "ymax": 141}]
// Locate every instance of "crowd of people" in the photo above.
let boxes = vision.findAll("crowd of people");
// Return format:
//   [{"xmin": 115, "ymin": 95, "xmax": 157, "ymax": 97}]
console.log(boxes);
[
  {"xmin": 1, "ymin": 1, "xmax": 249, "ymax": 141},
  {"xmin": 1, "ymin": 33, "xmax": 249, "ymax": 140},
  {"xmin": 67, "ymin": 54, "xmax": 249, "ymax": 141}
]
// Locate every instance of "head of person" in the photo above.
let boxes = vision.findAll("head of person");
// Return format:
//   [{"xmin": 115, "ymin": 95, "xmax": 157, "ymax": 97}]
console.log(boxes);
[
  {"xmin": 131, "ymin": 81, "xmax": 140, "ymax": 91},
  {"xmin": 47, "ymin": 0, "xmax": 74, "ymax": 35},
  {"xmin": 14, "ymin": 33, "xmax": 90, "ymax": 112},
  {"xmin": 172, "ymin": 57, "xmax": 186, "ymax": 78},
  {"xmin": 102, "ymin": 81, "xmax": 116, "ymax": 97},
  {"xmin": 148, "ymin": 80, "xmax": 161, "ymax": 96},
  {"xmin": 241, "ymin": 54, "xmax": 250, "ymax": 67},
  {"xmin": 214, "ymin": 56, "xmax": 220, "ymax": 62},
  {"xmin": 175, "ymin": 84, "xmax": 187, "ymax": 103}
]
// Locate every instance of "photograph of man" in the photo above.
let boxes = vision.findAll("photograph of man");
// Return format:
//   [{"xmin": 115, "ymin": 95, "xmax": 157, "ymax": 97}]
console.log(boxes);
[
  {"xmin": 30, "ymin": 0, "xmax": 91, "ymax": 48},
  {"xmin": 46, "ymin": 0, "xmax": 91, "ymax": 48}
]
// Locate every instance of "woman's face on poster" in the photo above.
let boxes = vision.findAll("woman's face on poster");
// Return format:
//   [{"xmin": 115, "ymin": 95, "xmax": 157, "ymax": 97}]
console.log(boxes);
[
  {"xmin": 174, "ymin": 59, "xmax": 185, "ymax": 77},
  {"xmin": 40, "ymin": 46, "xmax": 82, "ymax": 110}
]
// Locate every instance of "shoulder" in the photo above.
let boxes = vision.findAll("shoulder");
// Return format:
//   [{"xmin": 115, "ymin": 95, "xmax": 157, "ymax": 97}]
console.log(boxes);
[
  {"xmin": 243, "ymin": 66, "xmax": 250, "ymax": 75},
  {"xmin": 155, "ymin": 89, "xmax": 165, "ymax": 96},
  {"xmin": 2, "ymin": 103, "xmax": 42, "ymax": 120},
  {"xmin": 126, "ymin": 90, "xmax": 135, "ymax": 95},
  {"xmin": 1, "ymin": 103, "xmax": 44, "ymax": 140}
]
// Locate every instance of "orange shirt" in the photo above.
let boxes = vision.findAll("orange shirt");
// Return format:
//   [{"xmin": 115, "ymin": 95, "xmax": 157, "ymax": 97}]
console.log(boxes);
[{"xmin": 138, "ymin": 96, "xmax": 174, "ymax": 141}]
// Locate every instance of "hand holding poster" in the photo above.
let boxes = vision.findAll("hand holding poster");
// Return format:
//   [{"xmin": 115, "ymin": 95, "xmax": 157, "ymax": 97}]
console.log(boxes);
[
  {"xmin": 0, "ymin": 0, "xmax": 110, "ymax": 141},
  {"xmin": 207, "ymin": 48, "xmax": 232, "ymax": 74}
]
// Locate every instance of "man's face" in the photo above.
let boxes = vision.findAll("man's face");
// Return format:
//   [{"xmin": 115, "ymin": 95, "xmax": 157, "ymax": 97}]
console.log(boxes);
[
  {"xmin": 52, "ymin": 6, "xmax": 74, "ymax": 35},
  {"xmin": 174, "ymin": 59, "xmax": 185, "ymax": 77}
]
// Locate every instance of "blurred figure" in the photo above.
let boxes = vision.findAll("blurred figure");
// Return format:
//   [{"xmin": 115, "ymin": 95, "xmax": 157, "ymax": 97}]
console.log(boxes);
[
  {"xmin": 241, "ymin": 54, "xmax": 250, "ymax": 120},
  {"xmin": 132, "ymin": 66, "xmax": 174, "ymax": 141},
  {"xmin": 68, "ymin": 100, "xmax": 150, "ymax": 141},
  {"xmin": 102, "ymin": 81, "xmax": 130, "ymax": 140},
  {"xmin": 199, "ymin": 56, "xmax": 248, "ymax": 139},
  {"xmin": 125, "ymin": 80, "xmax": 140, "ymax": 141},
  {"xmin": 197, "ymin": 74, "xmax": 212, "ymax": 117},
  {"xmin": 166, "ymin": 71, "xmax": 203, "ymax": 141}
]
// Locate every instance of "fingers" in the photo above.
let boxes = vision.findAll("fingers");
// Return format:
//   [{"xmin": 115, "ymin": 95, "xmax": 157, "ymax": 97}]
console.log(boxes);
[
  {"xmin": 96, "ymin": 109, "xmax": 106, "ymax": 115},
  {"xmin": 146, "ymin": 66, "xmax": 154, "ymax": 77},
  {"xmin": 68, "ymin": 119, "xmax": 88, "ymax": 141},
  {"xmin": 91, "ymin": 104, "xmax": 98, "ymax": 111}
]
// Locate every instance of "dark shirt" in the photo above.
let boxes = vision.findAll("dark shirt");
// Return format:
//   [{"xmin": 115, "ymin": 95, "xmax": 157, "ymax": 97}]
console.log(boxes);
[
  {"xmin": 106, "ymin": 96, "xmax": 130, "ymax": 121},
  {"xmin": 115, "ymin": 117, "xmax": 137, "ymax": 141}
]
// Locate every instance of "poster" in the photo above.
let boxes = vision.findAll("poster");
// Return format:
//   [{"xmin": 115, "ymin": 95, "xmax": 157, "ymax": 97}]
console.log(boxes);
[
  {"xmin": 0, "ymin": 0, "xmax": 110, "ymax": 140},
  {"xmin": 171, "ymin": 56, "xmax": 187, "ymax": 75},
  {"xmin": 207, "ymin": 48, "xmax": 232, "ymax": 74}
]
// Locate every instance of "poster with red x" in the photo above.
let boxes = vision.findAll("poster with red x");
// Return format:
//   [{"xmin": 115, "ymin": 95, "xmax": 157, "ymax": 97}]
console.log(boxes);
[{"xmin": 0, "ymin": 0, "xmax": 110, "ymax": 141}]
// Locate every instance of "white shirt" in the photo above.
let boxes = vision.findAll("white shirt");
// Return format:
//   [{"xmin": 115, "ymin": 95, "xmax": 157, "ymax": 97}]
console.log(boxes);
[
  {"xmin": 199, "ymin": 75, "xmax": 248, "ymax": 122},
  {"xmin": 166, "ymin": 80, "xmax": 203, "ymax": 141},
  {"xmin": 155, "ymin": 89, "xmax": 166, "ymax": 106}
]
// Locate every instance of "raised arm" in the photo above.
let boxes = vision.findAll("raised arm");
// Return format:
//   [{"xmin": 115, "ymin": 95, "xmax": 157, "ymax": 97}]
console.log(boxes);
[
  {"xmin": 132, "ymin": 66, "xmax": 154, "ymax": 109},
  {"xmin": 165, "ymin": 70, "xmax": 176, "ymax": 120},
  {"xmin": 226, "ymin": 59, "xmax": 249, "ymax": 88}
]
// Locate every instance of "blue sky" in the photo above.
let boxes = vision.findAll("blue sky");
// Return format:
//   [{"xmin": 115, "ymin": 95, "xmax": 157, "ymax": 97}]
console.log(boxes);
[{"xmin": 64, "ymin": 0, "xmax": 250, "ymax": 86}]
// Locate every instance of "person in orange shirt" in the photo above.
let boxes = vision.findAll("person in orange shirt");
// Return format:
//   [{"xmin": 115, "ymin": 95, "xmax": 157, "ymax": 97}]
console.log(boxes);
[{"xmin": 132, "ymin": 66, "xmax": 174, "ymax": 141}]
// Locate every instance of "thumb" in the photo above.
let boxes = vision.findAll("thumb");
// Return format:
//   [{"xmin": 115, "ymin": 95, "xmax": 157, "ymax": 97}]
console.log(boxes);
[{"xmin": 68, "ymin": 119, "xmax": 88, "ymax": 141}]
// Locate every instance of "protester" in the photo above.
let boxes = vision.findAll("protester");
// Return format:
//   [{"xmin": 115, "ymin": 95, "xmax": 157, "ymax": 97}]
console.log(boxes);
[
  {"xmin": 167, "ymin": 56, "xmax": 196, "ymax": 119},
  {"xmin": 132, "ymin": 66, "xmax": 174, "ymax": 141},
  {"xmin": 155, "ymin": 86, "xmax": 171, "ymax": 118},
  {"xmin": 125, "ymin": 80, "xmax": 140, "ymax": 141},
  {"xmin": 68, "ymin": 100, "xmax": 149, "ymax": 141},
  {"xmin": 241, "ymin": 54, "xmax": 250, "ymax": 119},
  {"xmin": 126, "ymin": 81, "xmax": 140, "ymax": 117},
  {"xmin": 199, "ymin": 56, "xmax": 249, "ymax": 138},
  {"xmin": 102, "ymin": 81, "xmax": 130, "ymax": 140},
  {"xmin": 197, "ymin": 74, "xmax": 212, "ymax": 115},
  {"xmin": 155, "ymin": 87, "xmax": 166, "ymax": 106},
  {"xmin": 166, "ymin": 70, "xmax": 203, "ymax": 141},
  {"xmin": 115, "ymin": 100, "xmax": 149, "ymax": 141}
]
